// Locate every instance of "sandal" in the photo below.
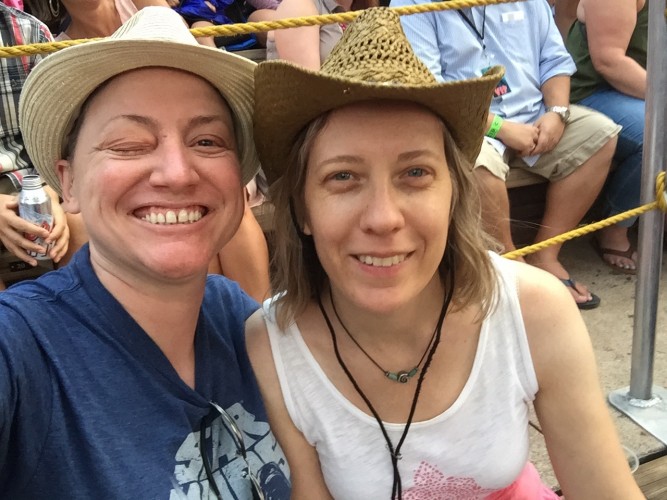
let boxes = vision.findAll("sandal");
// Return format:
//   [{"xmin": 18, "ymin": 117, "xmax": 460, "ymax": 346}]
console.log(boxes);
[
  {"xmin": 591, "ymin": 238, "xmax": 637, "ymax": 275},
  {"xmin": 560, "ymin": 278, "xmax": 601, "ymax": 310}
]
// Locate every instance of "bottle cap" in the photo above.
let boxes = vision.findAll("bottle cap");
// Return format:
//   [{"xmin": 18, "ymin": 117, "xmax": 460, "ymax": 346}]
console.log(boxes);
[{"xmin": 22, "ymin": 174, "xmax": 44, "ymax": 190}]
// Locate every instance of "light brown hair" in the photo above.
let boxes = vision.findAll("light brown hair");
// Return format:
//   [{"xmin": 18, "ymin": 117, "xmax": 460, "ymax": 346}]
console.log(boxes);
[{"xmin": 269, "ymin": 105, "xmax": 499, "ymax": 330}]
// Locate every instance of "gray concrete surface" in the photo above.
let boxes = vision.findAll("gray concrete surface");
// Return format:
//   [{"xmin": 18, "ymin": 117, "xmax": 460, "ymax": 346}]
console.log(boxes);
[{"xmin": 529, "ymin": 232, "xmax": 667, "ymax": 490}]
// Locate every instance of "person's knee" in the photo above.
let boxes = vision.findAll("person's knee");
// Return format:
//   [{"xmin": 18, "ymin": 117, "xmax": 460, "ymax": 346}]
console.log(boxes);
[
  {"xmin": 583, "ymin": 135, "xmax": 617, "ymax": 176},
  {"xmin": 474, "ymin": 166, "xmax": 510, "ymax": 204},
  {"xmin": 474, "ymin": 165, "xmax": 506, "ymax": 190},
  {"xmin": 600, "ymin": 134, "xmax": 618, "ymax": 158}
]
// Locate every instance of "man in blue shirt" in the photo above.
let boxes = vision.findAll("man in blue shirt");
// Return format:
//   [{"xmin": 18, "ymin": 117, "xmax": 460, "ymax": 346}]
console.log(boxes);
[
  {"xmin": 0, "ymin": 7, "xmax": 290, "ymax": 499},
  {"xmin": 393, "ymin": 0, "xmax": 620, "ymax": 309}
]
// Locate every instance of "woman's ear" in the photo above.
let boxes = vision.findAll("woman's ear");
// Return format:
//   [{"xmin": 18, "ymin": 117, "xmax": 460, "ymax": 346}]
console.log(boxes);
[
  {"xmin": 57, "ymin": 160, "xmax": 81, "ymax": 214},
  {"xmin": 303, "ymin": 221, "xmax": 312, "ymax": 235}
]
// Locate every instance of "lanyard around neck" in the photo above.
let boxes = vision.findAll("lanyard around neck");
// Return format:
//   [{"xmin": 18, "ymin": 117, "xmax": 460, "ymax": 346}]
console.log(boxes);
[{"xmin": 458, "ymin": 7, "xmax": 486, "ymax": 49}]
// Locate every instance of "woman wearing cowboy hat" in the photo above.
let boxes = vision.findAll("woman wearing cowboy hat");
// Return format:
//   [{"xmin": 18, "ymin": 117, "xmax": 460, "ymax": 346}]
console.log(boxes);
[
  {"xmin": 246, "ymin": 8, "xmax": 642, "ymax": 499},
  {"xmin": 0, "ymin": 8, "xmax": 289, "ymax": 499}
]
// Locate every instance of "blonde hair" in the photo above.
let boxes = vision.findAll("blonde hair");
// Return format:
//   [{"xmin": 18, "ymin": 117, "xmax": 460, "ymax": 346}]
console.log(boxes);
[{"xmin": 269, "ymin": 108, "xmax": 499, "ymax": 330}]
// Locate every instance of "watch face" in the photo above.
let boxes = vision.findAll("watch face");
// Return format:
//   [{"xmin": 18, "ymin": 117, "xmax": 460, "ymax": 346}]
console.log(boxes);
[{"xmin": 549, "ymin": 106, "xmax": 569, "ymax": 122}]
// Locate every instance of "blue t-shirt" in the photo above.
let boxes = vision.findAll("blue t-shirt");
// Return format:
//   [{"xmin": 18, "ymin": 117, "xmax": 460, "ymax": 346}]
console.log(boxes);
[{"xmin": 0, "ymin": 245, "xmax": 290, "ymax": 499}]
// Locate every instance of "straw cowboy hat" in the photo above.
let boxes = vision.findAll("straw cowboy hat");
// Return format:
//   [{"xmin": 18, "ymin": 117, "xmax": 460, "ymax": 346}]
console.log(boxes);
[
  {"xmin": 19, "ymin": 6, "xmax": 259, "ymax": 195},
  {"xmin": 254, "ymin": 7, "xmax": 505, "ymax": 185}
]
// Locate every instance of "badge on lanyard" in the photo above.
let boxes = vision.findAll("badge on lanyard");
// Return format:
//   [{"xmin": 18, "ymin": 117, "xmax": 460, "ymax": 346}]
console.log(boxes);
[{"xmin": 481, "ymin": 66, "xmax": 511, "ymax": 98}]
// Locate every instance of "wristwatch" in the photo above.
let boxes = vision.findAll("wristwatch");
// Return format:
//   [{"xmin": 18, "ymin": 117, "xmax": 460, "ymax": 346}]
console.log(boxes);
[{"xmin": 546, "ymin": 106, "xmax": 570, "ymax": 123}]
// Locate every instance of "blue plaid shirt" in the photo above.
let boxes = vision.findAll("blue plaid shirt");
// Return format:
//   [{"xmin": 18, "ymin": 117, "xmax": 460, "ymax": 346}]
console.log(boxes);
[{"xmin": 0, "ymin": 4, "xmax": 52, "ymax": 189}]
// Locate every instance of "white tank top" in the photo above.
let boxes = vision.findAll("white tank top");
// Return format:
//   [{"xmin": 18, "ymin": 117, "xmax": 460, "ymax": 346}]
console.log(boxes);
[{"xmin": 263, "ymin": 252, "xmax": 539, "ymax": 499}]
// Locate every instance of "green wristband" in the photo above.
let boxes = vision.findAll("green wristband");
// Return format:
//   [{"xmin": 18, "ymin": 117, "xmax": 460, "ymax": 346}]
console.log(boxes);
[{"xmin": 486, "ymin": 115, "xmax": 504, "ymax": 139}]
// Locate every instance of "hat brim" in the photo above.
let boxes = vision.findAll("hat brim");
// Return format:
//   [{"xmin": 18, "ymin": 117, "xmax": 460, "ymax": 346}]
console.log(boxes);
[
  {"xmin": 254, "ymin": 61, "xmax": 504, "ymax": 185},
  {"xmin": 20, "ymin": 39, "xmax": 259, "ymax": 195}
]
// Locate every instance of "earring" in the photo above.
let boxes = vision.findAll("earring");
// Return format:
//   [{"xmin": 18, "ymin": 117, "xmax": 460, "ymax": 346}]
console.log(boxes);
[{"xmin": 49, "ymin": 0, "xmax": 60, "ymax": 19}]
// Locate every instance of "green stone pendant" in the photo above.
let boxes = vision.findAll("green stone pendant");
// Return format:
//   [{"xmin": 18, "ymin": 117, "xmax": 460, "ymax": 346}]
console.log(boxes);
[{"xmin": 385, "ymin": 367, "xmax": 419, "ymax": 383}]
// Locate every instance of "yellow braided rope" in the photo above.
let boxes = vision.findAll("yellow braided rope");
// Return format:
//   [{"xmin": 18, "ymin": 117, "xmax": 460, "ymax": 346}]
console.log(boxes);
[
  {"xmin": 0, "ymin": 37, "xmax": 104, "ymax": 58},
  {"xmin": 503, "ymin": 172, "xmax": 667, "ymax": 260},
  {"xmin": 0, "ymin": 0, "xmax": 524, "ymax": 58},
  {"xmin": 189, "ymin": 0, "xmax": 523, "ymax": 37},
  {"xmin": 2, "ymin": 0, "xmax": 664, "ymax": 262}
]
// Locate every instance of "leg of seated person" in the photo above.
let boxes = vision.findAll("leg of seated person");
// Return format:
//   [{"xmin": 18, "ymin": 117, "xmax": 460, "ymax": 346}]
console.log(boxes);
[
  {"xmin": 581, "ymin": 88, "xmax": 644, "ymax": 271},
  {"xmin": 522, "ymin": 105, "xmax": 619, "ymax": 304},
  {"xmin": 473, "ymin": 141, "xmax": 519, "ymax": 254},
  {"xmin": 248, "ymin": 9, "xmax": 278, "ymax": 47},
  {"xmin": 594, "ymin": 141, "xmax": 641, "ymax": 271},
  {"xmin": 191, "ymin": 20, "xmax": 217, "ymax": 48},
  {"xmin": 474, "ymin": 167, "xmax": 515, "ymax": 252},
  {"xmin": 208, "ymin": 201, "xmax": 270, "ymax": 302}
]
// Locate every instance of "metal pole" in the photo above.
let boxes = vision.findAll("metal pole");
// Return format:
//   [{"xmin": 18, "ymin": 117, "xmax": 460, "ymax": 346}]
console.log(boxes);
[
  {"xmin": 608, "ymin": 0, "xmax": 667, "ymax": 443},
  {"xmin": 628, "ymin": 0, "xmax": 666, "ymax": 400}
]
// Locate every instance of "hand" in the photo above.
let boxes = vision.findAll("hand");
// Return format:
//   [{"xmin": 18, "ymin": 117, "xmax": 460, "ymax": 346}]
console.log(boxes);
[
  {"xmin": 165, "ymin": 0, "xmax": 179, "ymax": 6},
  {"xmin": 45, "ymin": 197, "xmax": 70, "ymax": 264},
  {"xmin": 532, "ymin": 112, "xmax": 566, "ymax": 155},
  {"xmin": 495, "ymin": 120, "xmax": 540, "ymax": 157},
  {"xmin": 0, "ymin": 193, "xmax": 50, "ymax": 266}
]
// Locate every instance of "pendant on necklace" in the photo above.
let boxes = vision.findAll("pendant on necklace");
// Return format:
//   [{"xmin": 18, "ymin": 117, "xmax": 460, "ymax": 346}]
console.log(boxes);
[{"xmin": 385, "ymin": 367, "xmax": 419, "ymax": 383}]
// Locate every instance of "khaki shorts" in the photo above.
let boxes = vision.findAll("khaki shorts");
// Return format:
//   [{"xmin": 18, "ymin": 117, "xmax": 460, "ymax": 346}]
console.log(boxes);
[{"xmin": 476, "ymin": 104, "xmax": 621, "ymax": 182}]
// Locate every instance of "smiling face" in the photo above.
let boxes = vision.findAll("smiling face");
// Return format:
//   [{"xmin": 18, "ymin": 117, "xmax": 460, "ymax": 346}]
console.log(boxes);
[
  {"xmin": 57, "ymin": 67, "xmax": 245, "ymax": 286},
  {"xmin": 302, "ymin": 101, "xmax": 452, "ymax": 314}
]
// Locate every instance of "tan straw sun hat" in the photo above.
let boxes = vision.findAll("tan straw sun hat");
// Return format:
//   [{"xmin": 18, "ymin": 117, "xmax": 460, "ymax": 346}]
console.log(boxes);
[
  {"xmin": 254, "ymin": 7, "xmax": 504, "ymax": 185},
  {"xmin": 19, "ymin": 6, "xmax": 259, "ymax": 195}
]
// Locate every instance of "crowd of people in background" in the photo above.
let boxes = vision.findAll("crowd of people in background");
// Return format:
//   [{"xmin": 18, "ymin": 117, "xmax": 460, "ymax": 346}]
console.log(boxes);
[
  {"xmin": 393, "ymin": 0, "xmax": 619, "ymax": 310},
  {"xmin": 566, "ymin": 0, "xmax": 647, "ymax": 275},
  {"xmin": 0, "ymin": 0, "xmax": 651, "ymax": 308},
  {"xmin": 0, "ymin": 0, "xmax": 654, "ymax": 498}
]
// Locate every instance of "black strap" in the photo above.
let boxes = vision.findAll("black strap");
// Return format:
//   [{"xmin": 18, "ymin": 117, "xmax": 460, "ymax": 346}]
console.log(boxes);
[
  {"xmin": 199, "ymin": 417, "xmax": 224, "ymax": 500},
  {"xmin": 457, "ymin": 7, "xmax": 486, "ymax": 48},
  {"xmin": 318, "ymin": 266, "xmax": 455, "ymax": 499}
]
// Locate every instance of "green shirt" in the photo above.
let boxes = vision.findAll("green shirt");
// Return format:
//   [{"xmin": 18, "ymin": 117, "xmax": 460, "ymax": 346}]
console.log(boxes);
[{"xmin": 567, "ymin": 0, "xmax": 648, "ymax": 103}]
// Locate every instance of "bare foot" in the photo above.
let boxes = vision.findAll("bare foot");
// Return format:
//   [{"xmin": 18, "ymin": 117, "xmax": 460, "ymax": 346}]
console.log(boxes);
[{"xmin": 594, "ymin": 227, "xmax": 637, "ymax": 273}]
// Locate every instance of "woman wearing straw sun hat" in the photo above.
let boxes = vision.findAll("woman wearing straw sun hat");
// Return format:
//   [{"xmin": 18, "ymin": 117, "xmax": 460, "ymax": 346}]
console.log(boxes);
[
  {"xmin": 0, "ymin": 7, "xmax": 289, "ymax": 499},
  {"xmin": 25, "ymin": 0, "xmax": 273, "ymax": 305},
  {"xmin": 246, "ymin": 7, "xmax": 642, "ymax": 499}
]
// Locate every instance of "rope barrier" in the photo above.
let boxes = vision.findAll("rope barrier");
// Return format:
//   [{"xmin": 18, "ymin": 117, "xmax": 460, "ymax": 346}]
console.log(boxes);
[
  {"xmin": 189, "ymin": 0, "xmax": 523, "ymax": 37},
  {"xmin": 1, "ymin": 0, "xmax": 663, "ymax": 262},
  {"xmin": 502, "ymin": 172, "xmax": 667, "ymax": 260},
  {"xmin": 0, "ymin": 0, "xmax": 524, "ymax": 58}
]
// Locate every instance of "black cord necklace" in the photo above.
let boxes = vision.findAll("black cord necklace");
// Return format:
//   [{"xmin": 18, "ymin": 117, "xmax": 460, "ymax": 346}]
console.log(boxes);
[
  {"xmin": 317, "ymin": 267, "xmax": 455, "ymax": 500},
  {"xmin": 330, "ymin": 293, "xmax": 437, "ymax": 384}
]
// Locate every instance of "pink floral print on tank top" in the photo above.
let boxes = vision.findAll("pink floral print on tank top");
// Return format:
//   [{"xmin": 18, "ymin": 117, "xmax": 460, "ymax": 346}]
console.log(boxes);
[{"xmin": 403, "ymin": 462, "xmax": 560, "ymax": 499}]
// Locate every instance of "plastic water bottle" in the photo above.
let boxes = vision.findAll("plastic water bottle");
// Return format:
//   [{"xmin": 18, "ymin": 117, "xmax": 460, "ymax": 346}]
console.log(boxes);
[{"xmin": 18, "ymin": 174, "xmax": 53, "ymax": 260}]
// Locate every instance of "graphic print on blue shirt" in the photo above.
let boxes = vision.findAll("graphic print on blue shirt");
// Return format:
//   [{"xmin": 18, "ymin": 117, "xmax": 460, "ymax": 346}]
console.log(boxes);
[{"xmin": 171, "ymin": 402, "xmax": 290, "ymax": 499}]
